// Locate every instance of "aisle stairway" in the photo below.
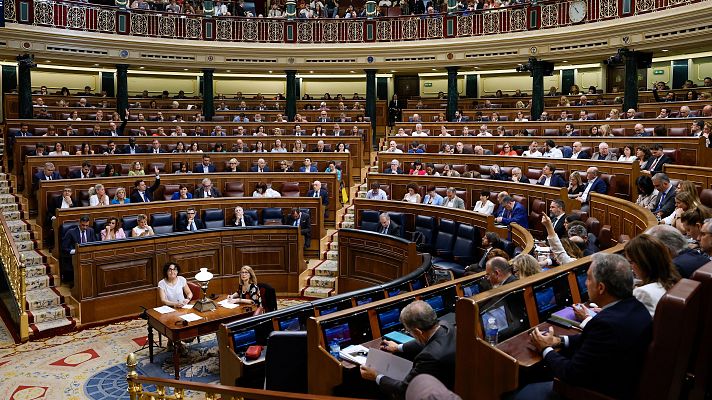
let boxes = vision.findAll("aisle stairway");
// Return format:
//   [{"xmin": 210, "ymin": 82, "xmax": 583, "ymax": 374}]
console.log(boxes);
[{"xmin": 0, "ymin": 166, "xmax": 76, "ymax": 340}]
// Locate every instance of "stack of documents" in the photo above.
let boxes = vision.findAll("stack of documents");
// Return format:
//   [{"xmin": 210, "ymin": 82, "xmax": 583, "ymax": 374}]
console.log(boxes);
[{"xmin": 339, "ymin": 344, "xmax": 369, "ymax": 365}]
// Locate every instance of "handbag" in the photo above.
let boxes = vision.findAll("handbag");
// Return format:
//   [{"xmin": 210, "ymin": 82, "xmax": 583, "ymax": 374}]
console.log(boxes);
[{"xmin": 245, "ymin": 345, "xmax": 263, "ymax": 360}]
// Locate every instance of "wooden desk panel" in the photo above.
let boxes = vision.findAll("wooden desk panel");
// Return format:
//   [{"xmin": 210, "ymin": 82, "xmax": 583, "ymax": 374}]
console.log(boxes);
[
  {"xmin": 588, "ymin": 193, "xmax": 658, "ymax": 242},
  {"xmin": 664, "ymin": 164, "xmax": 712, "ymax": 190},
  {"xmin": 53, "ymin": 197, "xmax": 324, "ymax": 259},
  {"xmin": 75, "ymin": 226, "xmax": 302, "ymax": 324}
]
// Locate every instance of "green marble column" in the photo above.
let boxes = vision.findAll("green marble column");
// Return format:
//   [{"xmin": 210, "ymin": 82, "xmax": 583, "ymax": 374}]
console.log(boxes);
[
  {"xmin": 446, "ymin": 66, "xmax": 459, "ymax": 121},
  {"xmin": 203, "ymin": 68, "xmax": 214, "ymax": 121},
  {"xmin": 365, "ymin": 69, "xmax": 377, "ymax": 149},
  {"xmin": 286, "ymin": 70, "xmax": 297, "ymax": 121},
  {"xmin": 17, "ymin": 54, "xmax": 33, "ymax": 119}
]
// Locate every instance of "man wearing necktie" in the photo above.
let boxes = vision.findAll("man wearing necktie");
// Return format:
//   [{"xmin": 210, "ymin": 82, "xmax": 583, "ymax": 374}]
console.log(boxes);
[
  {"xmin": 130, "ymin": 167, "xmax": 161, "ymax": 203},
  {"xmin": 179, "ymin": 207, "xmax": 205, "ymax": 232},
  {"xmin": 378, "ymin": 213, "xmax": 399, "ymax": 236},
  {"xmin": 549, "ymin": 200, "xmax": 567, "ymax": 238},
  {"xmin": 651, "ymin": 173, "xmax": 676, "ymax": 219},
  {"xmin": 306, "ymin": 180, "xmax": 330, "ymax": 218},
  {"xmin": 60, "ymin": 215, "xmax": 97, "ymax": 286},
  {"xmin": 286, "ymin": 208, "xmax": 312, "ymax": 249},
  {"xmin": 233, "ymin": 206, "xmax": 254, "ymax": 227}
]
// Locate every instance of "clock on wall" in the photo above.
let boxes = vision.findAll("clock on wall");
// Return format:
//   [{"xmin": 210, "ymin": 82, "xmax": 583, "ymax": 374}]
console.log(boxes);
[{"xmin": 569, "ymin": 0, "xmax": 587, "ymax": 23}]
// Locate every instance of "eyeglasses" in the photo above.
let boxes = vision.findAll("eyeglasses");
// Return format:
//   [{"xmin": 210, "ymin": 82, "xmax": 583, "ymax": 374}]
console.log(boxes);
[{"xmin": 167, "ymin": 267, "xmax": 177, "ymax": 271}]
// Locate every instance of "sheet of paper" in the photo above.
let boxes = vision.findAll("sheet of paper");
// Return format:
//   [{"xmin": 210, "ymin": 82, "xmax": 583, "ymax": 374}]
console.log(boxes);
[
  {"xmin": 365, "ymin": 348, "xmax": 413, "ymax": 382},
  {"xmin": 153, "ymin": 305, "xmax": 175, "ymax": 314},
  {"xmin": 217, "ymin": 299, "xmax": 239, "ymax": 309},
  {"xmin": 339, "ymin": 344, "xmax": 369, "ymax": 365},
  {"xmin": 179, "ymin": 313, "xmax": 203, "ymax": 322},
  {"xmin": 181, "ymin": 304, "xmax": 194, "ymax": 309}
]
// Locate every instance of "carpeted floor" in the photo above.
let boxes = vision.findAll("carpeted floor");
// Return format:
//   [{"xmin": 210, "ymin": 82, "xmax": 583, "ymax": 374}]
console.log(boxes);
[{"xmin": 0, "ymin": 298, "xmax": 308, "ymax": 400}]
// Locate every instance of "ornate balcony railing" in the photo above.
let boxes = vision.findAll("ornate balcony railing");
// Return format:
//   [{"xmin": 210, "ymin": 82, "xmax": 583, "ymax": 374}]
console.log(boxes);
[
  {"xmin": 2, "ymin": 0, "xmax": 705, "ymax": 44},
  {"xmin": 0, "ymin": 210, "xmax": 29, "ymax": 342}
]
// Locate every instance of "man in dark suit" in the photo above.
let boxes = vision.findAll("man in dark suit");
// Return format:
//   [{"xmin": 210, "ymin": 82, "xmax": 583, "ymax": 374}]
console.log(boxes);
[
  {"xmin": 495, "ymin": 196, "xmax": 529, "ymax": 228},
  {"xmin": 61, "ymin": 215, "xmax": 98, "ymax": 285},
  {"xmin": 122, "ymin": 137, "xmax": 143, "ymax": 154},
  {"xmin": 249, "ymin": 158, "xmax": 270, "ymax": 173},
  {"xmin": 130, "ymin": 168, "xmax": 161, "ymax": 203},
  {"xmin": 651, "ymin": 173, "xmax": 676, "ymax": 218},
  {"xmin": 384, "ymin": 159, "xmax": 403, "ymax": 174},
  {"xmin": 28, "ymin": 143, "xmax": 47, "ymax": 157},
  {"xmin": 575, "ymin": 167, "xmax": 608, "ymax": 211},
  {"xmin": 486, "ymin": 257, "xmax": 518, "ymax": 287},
  {"xmin": 47, "ymin": 187, "xmax": 76, "ymax": 224},
  {"xmin": 536, "ymin": 163, "xmax": 566, "ymax": 188},
  {"xmin": 388, "ymin": 94, "xmax": 403, "ymax": 126},
  {"xmin": 519, "ymin": 253, "xmax": 652, "ymax": 400},
  {"xmin": 467, "ymin": 232, "xmax": 501, "ymax": 273},
  {"xmin": 231, "ymin": 206, "xmax": 256, "ymax": 227},
  {"xmin": 177, "ymin": 207, "xmax": 206, "ymax": 232},
  {"xmin": 646, "ymin": 224, "xmax": 710, "ymax": 279},
  {"xmin": 299, "ymin": 158, "xmax": 318, "ymax": 173},
  {"xmin": 194, "ymin": 154, "xmax": 216, "ymax": 173},
  {"xmin": 33, "ymin": 162, "xmax": 63, "ymax": 192},
  {"xmin": 69, "ymin": 162, "xmax": 95, "ymax": 179},
  {"xmin": 633, "ymin": 123, "xmax": 652, "ymax": 137},
  {"xmin": 193, "ymin": 177, "xmax": 221, "ymax": 198},
  {"xmin": 286, "ymin": 208, "xmax": 311, "ymax": 249},
  {"xmin": 642, "ymin": 144, "xmax": 672, "ymax": 176},
  {"xmin": 549, "ymin": 199, "xmax": 567, "ymax": 238},
  {"xmin": 378, "ymin": 213, "xmax": 400, "ymax": 236},
  {"xmin": 148, "ymin": 139, "xmax": 166, "ymax": 154},
  {"xmin": 570, "ymin": 142, "xmax": 590, "ymax": 159},
  {"xmin": 360, "ymin": 301, "xmax": 456, "ymax": 398},
  {"xmin": 306, "ymin": 180, "xmax": 329, "ymax": 217}
]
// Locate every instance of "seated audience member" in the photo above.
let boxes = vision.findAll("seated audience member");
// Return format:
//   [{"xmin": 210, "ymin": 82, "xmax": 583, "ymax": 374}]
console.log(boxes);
[
  {"xmin": 661, "ymin": 191, "xmax": 704, "ymax": 233},
  {"xmin": 512, "ymin": 254, "xmax": 542, "ymax": 279},
  {"xmin": 409, "ymin": 161, "xmax": 427, "ymax": 176},
  {"xmin": 567, "ymin": 171, "xmax": 585, "ymax": 198},
  {"xmin": 618, "ymin": 144, "xmax": 638, "ymax": 162},
  {"xmin": 442, "ymin": 164, "xmax": 460, "ymax": 177},
  {"xmin": 61, "ymin": 215, "xmax": 98, "ymax": 284},
  {"xmin": 384, "ymin": 159, "xmax": 403, "ymax": 174},
  {"xmin": 510, "ymin": 167, "xmax": 524, "ymax": 183},
  {"xmin": 425, "ymin": 164, "xmax": 439, "ymax": 176},
  {"xmin": 591, "ymin": 142, "xmax": 615, "ymax": 161},
  {"xmin": 498, "ymin": 142, "xmax": 517, "ymax": 156},
  {"xmin": 307, "ymin": 180, "xmax": 329, "ymax": 216},
  {"xmin": 574, "ymin": 167, "xmax": 607, "ymax": 210},
  {"xmin": 231, "ymin": 206, "xmax": 255, "ymax": 227},
  {"xmin": 489, "ymin": 164, "xmax": 509, "ymax": 181},
  {"xmin": 366, "ymin": 182, "xmax": 388, "ymax": 200},
  {"xmin": 130, "ymin": 168, "xmax": 161, "ymax": 203},
  {"xmin": 49, "ymin": 142, "xmax": 69, "ymax": 156},
  {"xmin": 570, "ymin": 141, "xmax": 589, "ymax": 159},
  {"xmin": 178, "ymin": 207, "xmax": 205, "ymax": 232},
  {"xmin": 403, "ymin": 182, "xmax": 422, "ymax": 204},
  {"xmin": 646, "ymin": 225, "xmax": 710, "ymax": 278},
  {"xmin": 101, "ymin": 217, "xmax": 126, "ymax": 240},
  {"xmin": 495, "ymin": 196, "xmax": 528, "ymax": 228},
  {"xmin": 48, "ymin": 187, "xmax": 76, "ymax": 223},
  {"xmin": 537, "ymin": 163, "xmax": 566, "ymax": 187},
  {"xmin": 542, "ymin": 139, "xmax": 563, "ymax": 158},
  {"xmin": 386, "ymin": 140, "xmax": 403, "ymax": 153},
  {"xmin": 360, "ymin": 301, "xmax": 456, "ymax": 398},
  {"xmin": 111, "ymin": 187, "xmax": 130, "ymax": 204},
  {"xmin": 228, "ymin": 266, "xmax": 263, "ymax": 307},
  {"xmin": 158, "ymin": 262, "xmax": 192, "ymax": 308},
  {"xmin": 423, "ymin": 186, "xmax": 443, "ymax": 206},
  {"xmin": 377, "ymin": 213, "xmax": 400, "ymax": 236},
  {"xmin": 123, "ymin": 137, "xmax": 143, "ymax": 154},
  {"xmin": 128, "ymin": 161, "xmax": 145, "ymax": 176},
  {"xmin": 33, "ymin": 162, "xmax": 63, "ymax": 191},
  {"xmin": 253, "ymin": 181, "xmax": 281, "ymax": 198},
  {"xmin": 522, "ymin": 141, "xmax": 542, "ymax": 157},
  {"xmin": 70, "ymin": 162, "xmax": 95, "ymax": 179},
  {"xmin": 443, "ymin": 187, "xmax": 465, "ymax": 209},
  {"xmin": 225, "ymin": 158, "xmax": 242, "ymax": 172},
  {"xmin": 194, "ymin": 178, "xmax": 221, "ymax": 198},
  {"xmin": 286, "ymin": 208, "xmax": 311, "ymax": 249},
  {"xmin": 300, "ymin": 158, "xmax": 318, "ymax": 173},
  {"xmin": 633, "ymin": 175, "xmax": 659, "ymax": 211},
  {"xmin": 194, "ymin": 154, "xmax": 216, "ymax": 173},
  {"xmin": 549, "ymin": 199, "xmax": 567, "ymax": 238},
  {"xmin": 408, "ymin": 141, "xmax": 424, "ymax": 154},
  {"xmin": 641, "ymin": 144, "xmax": 672, "ymax": 176},
  {"xmin": 696, "ymin": 219, "xmax": 712, "ymax": 260},
  {"xmin": 101, "ymin": 164, "xmax": 120, "ymax": 177},
  {"xmin": 517, "ymin": 253, "xmax": 652, "ymax": 400},
  {"xmin": 89, "ymin": 184, "xmax": 110, "ymax": 206},
  {"xmin": 132, "ymin": 214, "xmax": 155, "ymax": 237},
  {"xmin": 650, "ymin": 173, "xmax": 676, "ymax": 218},
  {"xmin": 250, "ymin": 158, "xmax": 270, "ymax": 172},
  {"xmin": 624, "ymin": 234, "xmax": 681, "ymax": 316},
  {"xmin": 467, "ymin": 232, "xmax": 501, "ymax": 273},
  {"xmin": 486, "ymin": 257, "xmax": 518, "ymax": 287},
  {"xmin": 325, "ymin": 161, "xmax": 341, "ymax": 181},
  {"xmin": 473, "ymin": 190, "xmax": 495, "ymax": 214}
]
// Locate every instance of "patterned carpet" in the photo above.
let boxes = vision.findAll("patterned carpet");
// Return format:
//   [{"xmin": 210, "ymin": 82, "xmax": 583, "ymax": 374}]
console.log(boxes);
[{"xmin": 0, "ymin": 298, "xmax": 308, "ymax": 400}]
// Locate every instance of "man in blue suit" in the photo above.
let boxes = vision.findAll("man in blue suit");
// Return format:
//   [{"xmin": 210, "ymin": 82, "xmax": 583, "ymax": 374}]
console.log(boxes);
[
  {"xmin": 249, "ymin": 158, "xmax": 270, "ymax": 172},
  {"xmin": 61, "ymin": 215, "xmax": 98, "ymax": 285},
  {"xmin": 495, "ymin": 195, "xmax": 528, "ymax": 228},
  {"xmin": 536, "ymin": 163, "xmax": 566, "ymax": 187},
  {"xmin": 517, "ymin": 253, "xmax": 652, "ymax": 400},
  {"xmin": 299, "ymin": 157, "xmax": 318, "ymax": 173},
  {"xmin": 193, "ymin": 154, "xmax": 216, "ymax": 173},
  {"xmin": 575, "ymin": 167, "xmax": 608, "ymax": 212},
  {"xmin": 306, "ymin": 180, "xmax": 329, "ymax": 217},
  {"xmin": 33, "ymin": 162, "xmax": 63, "ymax": 192}
]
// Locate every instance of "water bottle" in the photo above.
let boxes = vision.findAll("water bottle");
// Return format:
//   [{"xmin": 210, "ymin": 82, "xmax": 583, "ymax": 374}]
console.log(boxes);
[
  {"xmin": 329, "ymin": 341, "xmax": 340, "ymax": 359},
  {"xmin": 485, "ymin": 317, "xmax": 499, "ymax": 346}
]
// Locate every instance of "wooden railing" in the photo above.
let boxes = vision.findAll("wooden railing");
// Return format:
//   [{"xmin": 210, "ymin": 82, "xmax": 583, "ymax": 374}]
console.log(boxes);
[
  {"xmin": 0, "ymin": 211, "xmax": 29, "ymax": 341},
  {"xmin": 3, "ymin": 0, "xmax": 704, "ymax": 43}
]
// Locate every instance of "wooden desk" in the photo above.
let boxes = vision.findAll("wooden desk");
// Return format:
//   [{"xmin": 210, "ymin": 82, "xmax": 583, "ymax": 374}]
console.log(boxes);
[
  {"xmin": 146, "ymin": 296, "xmax": 255, "ymax": 379},
  {"xmin": 496, "ymin": 322, "xmax": 580, "ymax": 368}
]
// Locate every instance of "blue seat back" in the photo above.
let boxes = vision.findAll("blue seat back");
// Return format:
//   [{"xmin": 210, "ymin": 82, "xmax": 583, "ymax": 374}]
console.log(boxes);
[
  {"xmin": 262, "ymin": 208, "xmax": 284, "ymax": 225},
  {"xmin": 202, "ymin": 208, "xmax": 225, "ymax": 229},
  {"xmin": 244, "ymin": 209, "xmax": 259, "ymax": 226},
  {"xmin": 360, "ymin": 209, "xmax": 380, "ymax": 232},
  {"xmin": 122, "ymin": 215, "xmax": 138, "ymax": 237},
  {"xmin": 435, "ymin": 219, "xmax": 457, "ymax": 254},
  {"xmin": 387, "ymin": 212, "xmax": 406, "ymax": 238},
  {"xmin": 415, "ymin": 215, "xmax": 437, "ymax": 245},
  {"xmin": 150, "ymin": 212, "xmax": 174, "ymax": 234}
]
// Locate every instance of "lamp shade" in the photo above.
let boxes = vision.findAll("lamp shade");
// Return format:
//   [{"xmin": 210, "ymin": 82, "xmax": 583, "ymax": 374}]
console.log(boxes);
[{"xmin": 195, "ymin": 267, "xmax": 213, "ymax": 283}]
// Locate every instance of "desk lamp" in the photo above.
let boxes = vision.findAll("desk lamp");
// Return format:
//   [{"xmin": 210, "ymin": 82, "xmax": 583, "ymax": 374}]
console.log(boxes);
[{"xmin": 194, "ymin": 267, "xmax": 216, "ymax": 312}]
